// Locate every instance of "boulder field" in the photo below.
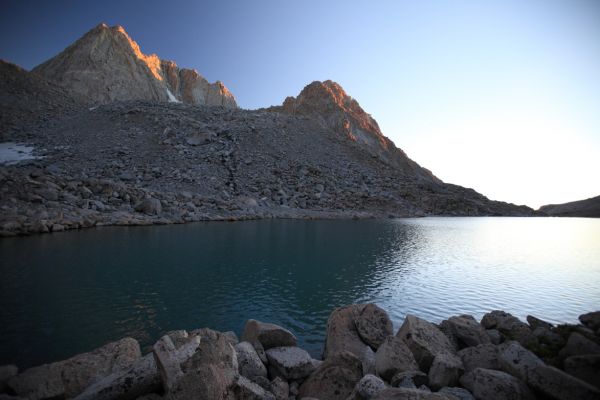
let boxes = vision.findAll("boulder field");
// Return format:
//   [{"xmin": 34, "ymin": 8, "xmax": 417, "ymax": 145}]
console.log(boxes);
[{"xmin": 1, "ymin": 307, "xmax": 599, "ymax": 400}]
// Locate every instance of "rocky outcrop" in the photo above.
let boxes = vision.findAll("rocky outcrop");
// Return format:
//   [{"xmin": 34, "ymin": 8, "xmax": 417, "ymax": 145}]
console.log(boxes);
[
  {"xmin": 32, "ymin": 24, "xmax": 237, "ymax": 108},
  {"xmin": 3, "ymin": 306, "xmax": 600, "ymax": 400},
  {"xmin": 538, "ymin": 195, "xmax": 600, "ymax": 218}
]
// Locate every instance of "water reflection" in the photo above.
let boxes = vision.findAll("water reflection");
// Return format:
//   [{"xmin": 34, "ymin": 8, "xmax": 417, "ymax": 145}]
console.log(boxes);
[{"xmin": 1, "ymin": 217, "xmax": 599, "ymax": 368}]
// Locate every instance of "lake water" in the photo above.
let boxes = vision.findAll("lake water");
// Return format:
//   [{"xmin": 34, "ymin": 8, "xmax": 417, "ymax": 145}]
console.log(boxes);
[{"xmin": 1, "ymin": 217, "xmax": 599, "ymax": 368}]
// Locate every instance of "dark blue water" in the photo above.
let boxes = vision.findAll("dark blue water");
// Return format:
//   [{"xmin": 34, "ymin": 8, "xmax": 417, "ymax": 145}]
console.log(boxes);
[{"xmin": 1, "ymin": 217, "xmax": 599, "ymax": 368}]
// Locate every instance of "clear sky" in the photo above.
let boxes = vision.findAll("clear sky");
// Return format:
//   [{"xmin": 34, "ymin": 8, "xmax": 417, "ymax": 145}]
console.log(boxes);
[{"xmin": 1, "ymin": 0, "xmax": 599, "ymax": 208}]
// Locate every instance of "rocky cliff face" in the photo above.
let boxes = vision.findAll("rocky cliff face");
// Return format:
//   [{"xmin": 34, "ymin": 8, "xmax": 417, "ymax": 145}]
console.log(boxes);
[
  {"xmin": 32, "ymin": 24, "xmax": 237, "ymax": 108},
  {"xmin": 272, "ymin": 80, "xmax": 439, "ymax": 182}
]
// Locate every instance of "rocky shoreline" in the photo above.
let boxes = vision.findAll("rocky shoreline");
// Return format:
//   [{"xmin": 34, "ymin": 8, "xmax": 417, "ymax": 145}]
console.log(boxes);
[{"xmin": 1, "ymin": 305, "xmax": 599, "ymax": 400}]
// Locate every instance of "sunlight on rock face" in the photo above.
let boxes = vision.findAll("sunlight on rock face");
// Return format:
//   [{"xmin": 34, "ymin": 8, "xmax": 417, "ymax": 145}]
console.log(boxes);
[{"xmin": 113, "ymin": 25, "xmax": 163, "ymax": 81}]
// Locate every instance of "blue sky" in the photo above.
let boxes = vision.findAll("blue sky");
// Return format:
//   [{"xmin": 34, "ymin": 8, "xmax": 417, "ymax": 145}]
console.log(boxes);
[{"xmin": 1, "ymin": 0, "xmax": 599, "ymax": 208}]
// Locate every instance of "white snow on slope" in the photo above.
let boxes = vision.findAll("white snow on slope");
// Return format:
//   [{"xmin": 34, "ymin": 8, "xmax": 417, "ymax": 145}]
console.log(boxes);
[
  {"xmin": 0, "ymin": 142, "xmax": 41, "ymax": 165},
  {"xmin": 166, "ymin": 88, "xmax": 181, "ymax": 103}
]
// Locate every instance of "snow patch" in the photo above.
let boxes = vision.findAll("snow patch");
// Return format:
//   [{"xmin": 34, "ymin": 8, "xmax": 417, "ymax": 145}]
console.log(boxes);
[
  {"xmin": 166, "ymin": 88, "xmax": 181, "ymax": 103},
  {"xmin": 0, "ymin": 142, "xmax": 41, "ymax": 165}
]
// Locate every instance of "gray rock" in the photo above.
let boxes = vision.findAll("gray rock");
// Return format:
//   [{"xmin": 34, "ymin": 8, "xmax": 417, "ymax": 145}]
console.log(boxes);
[
  {"xmin": 354, "ymin": 303, "xmax": 394, "ymax": 350},
  {"xmin": 374, "ymin": 335, "xmax": 419, "ymax": 381},
  {"xmin": 427, "ymin": 352, "xmax": 464, "ymax": 390},
  {"xmin": 527, "ymin": 364, "xmax": 600, "ymax": 400},
  {"xmin": 362, "ymin": 345, "xmax": 377, "ymax": 376},
  {"xmin": 396, "ymin": 315, "xmax": 456, "ymax": 372},
  {"xmin": 134, "ymin": 197, "xmax": 162, "ymax": 215},
  {"xmin": 438, "ymin": 387, "xmax": 475, "ymax": 400},
  {"xmin": 323, "ymin": 304, "xmax": 371, "ymax": 363},
  {"xmin": 457, "ymin": 344, "xmax": 499, "ymax": 372},
  {"xmin": 459, "ymin": 368, "xmax": 535, "ymax": 400},
  {"xmin": 185, "ymin": 132, "xmax": 214, "ymax": 146},
  {"xmin": 579, "ymin": 311, "xmax": 600, "ymax": 331},
  {"xmin": 298, "ymin": 351, "xmax": 363, "ymax": 400},
  {"xmin": 266, "ymin": 346, "xmax": 315, "ymax": 380},
  {"xmin": 558, "ymin": 332, "xmax": 600, "ymax": 359},
  {"xmin": 371, "ymin": 387, "xmax": 450, "ymax": 399},
  {"xmin": 497, "ymin": 341, "xmax": 543, "ymax": 382},
  {"xmin": 532, "ymin": 326, "xmax": 564, "ymax": 347},
  {"xmin": 440, "ymin": 315, "xmax": 491, "ymax": 348},
  {"xmin": 480, "ymin": 311, "xmax": 534, "ymax": 347},
  {"xmin": 242, "ymin": 319, "xmax": 297, "ymax": 350},
  {"xmin": 9, "ymin": 337, "xmax": 141, "ymax": 400},
  {"xmin": 352, "ymin": 374, "xmax": 386, "ymax": 399},
  {"xmin": 526, "ymin": 315, "xmax": 553, "ymax": 331},
  {"xmin": 486, "ymin": 329, "xmax": 502, "ymax": 345},
  {"xmin": 235, "ymin": 341, "xmax": 268, "ymax": 380},
  {"xmin": 0, "ymin": 365, "xmax": 18, "ymax": 393},
  {"xmin": 153, "ymin": 335, "xmax": 183, "ymax": 392},
  {"xmin": 390, "ymin": 371, "xmax": 428, "ymax": 388},
  {"xmin": 269, "ymin": 376, "xmax": 289, "ymax": 400},
  {"xmin": 74, "ymin": 353, "xmax": 161, "ymax": 400},
  {"xmin": 564, "ymin": 354, "xmax": 600, "ymax": 390},
  {"xmin": 234, "ymin": 375, "xmax": 276, "ymax": 400}
]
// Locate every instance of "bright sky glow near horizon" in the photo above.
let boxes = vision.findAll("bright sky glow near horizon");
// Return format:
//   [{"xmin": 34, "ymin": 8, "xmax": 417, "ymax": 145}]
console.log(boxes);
[{"xmin": 1, "ymin": 0, "xmax": 599, "ymax": 209}]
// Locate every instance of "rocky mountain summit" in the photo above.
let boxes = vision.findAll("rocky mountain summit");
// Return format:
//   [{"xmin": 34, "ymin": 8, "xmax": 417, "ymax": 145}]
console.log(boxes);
[
  {"xmin": 0, "ymin": 24, "xmax": 535, "ymax": 236},
  {"xmin": 539, "ymin": 195, "xmax": 600, "ymax": 218},
  {"xmin": 32, "ymin": 24, "xmax": 237, "ymax": 107},
  {"xmin": 2, "ymin": 305, "xmax": 599, "ymax": 399}
]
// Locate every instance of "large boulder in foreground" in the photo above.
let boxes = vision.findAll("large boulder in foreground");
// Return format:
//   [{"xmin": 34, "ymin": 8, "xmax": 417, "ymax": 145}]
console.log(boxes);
[
  {"xmin": 497, "ymin": 341, "xmax": 543, "ymax": 383},
  {"xmin": 235, "ymin": 341, "xmax": 268, "ymax": 381},
  {"xmin": 458, "ymin": 344, "xmax": 500, "ymax": 372},
  {"xmin": 427, "ymin": 352, "xmax": 464, "ymax": 390},
  {"xmin": 242, "ymin": 319, "xmax": 297, "ymax": 350},
  {"xmin": 8, "ymin": 337, "xmax": 141, "ymax": 400},
  {"xmin": 396, "ymin": 315, "xmax": 456, "ymax": 371},
  {"xmin": 298, "ymin": 351, "xmax": 363, "ymax": 400},
  {"xmin": 558, "ymin": 332, "xmax": 600, "ymax": 359},
  {"xmin": 265, "ymin": 346, "xmax": 315, "ymax": 380},
  {"xmin": 355, "ymin": 303, "xmax": 394, "ymax": 350},
  {"xmin": 440, "ymin": 315, "xmax": 491, "ymax": 348},
  {"xmin": 323, "ymin": 304, "xmax": 371, "ymax": 361},
  {"xmin": 564, "ymin": 354, "xmax": 600, "ymax": 390},
  {"xmin": 527, "ymin": 364, "xmax": 600, "ymax": 400},
  {"xmin": 374, "ymin": 336, "xmax": 419, "ymax": 381},
  {"xmin": 459, "ymin": 368, "xmax": 535, "ymax": 400},
  {"xmin": 371, "ymin": 387, "xmax": 450, "ymax": 399}
]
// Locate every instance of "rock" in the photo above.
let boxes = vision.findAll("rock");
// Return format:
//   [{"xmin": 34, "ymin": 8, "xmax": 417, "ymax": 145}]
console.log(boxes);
[
  {"xmin": 438, "ymin": 387, "xmax": 475, "ymax": 400},
  {"xmin": 152, "ymin": 335, "xmax": 183, "ymax": 392},
  {"xmin": 390, "ymin": 371, "xmax": 428, "ymax": 388},
  {"xmin": 564, "ymin": 354, "xmax": 600, "ymax": 390},
  {"xmin": 74, "ymin": 353, "xmax": 161, "ymax": 400},
  {"xmin": 532, "ymin": 326, "xmax": 564, "ymax": 347},
  {"xmin": 558, "ymin": 332, "xmax": 600, "ymax": 359},
  {"xmin": 185, "ymin": 132, "xmax": 214, "ymax": 146},
  {"xmin": 497, "ymin": 341, "xmax": 543, "ymax": 382},
  {"xmin": 323, "ymin": 304, "xmax": 371, "ymax": 363},
  {"xmin": 298, "ymin": 351, "xmax": 363, "ymax": 400},
  {"xmin": 362, "ymin": 345, "xmax": 377, "ymax": 376},
  {"xmin": 480, "ymin": 311, "xmax": 534, "ymax": 346},
  {"xmin": 458, "ymin": 344, "xmax": 500, "ymax": 372},
  {"xmin": 527, "ymin": 364, "xmax": 600, "ymax": 400},
  {"xmin": 440, "ymin": 315, "xmax": 491, "ymax": 348},
  {"xmin": 351, "ymin": 374, "xmax": 386, "ymax": 400},
  {"xmin": 374, "ymin": 336, "xmax": 419, "ymax": 381},
  {"xmin": 459, "ymin": 368, "xmax": 535, "ymax": 400},
  {"xmin": 579, "ymin": 311, "xmax": 600, "ymax": 331},
  {"xmin": 269, "ymin": 376, "xmax": 289, "ymax": 400},
  {"xmin": 396, "ymin": 315, "xmax": 456, "ymax": 371},
  {"xmin": 242, "ymin": 319, "xmax": 297, "ymax": 350},
  {"xmin": 486, "ymin": 329, "xmax": 502, "ymax": 345},
  {"xmin": 265, "ymin": 346, "xmax": 315, "ymax": 380},
  {"xmin": 234, "ymin": 375, "xmax": 276, "ymax": 400},
  {"xmin": 235, "ymin": 341, "xmax": 268, "ymax": 380},
  {"xmin": 9, "ymin": 337, "xmax": 141, "ymax": 400},
  {"xmin": 354, "ymin": 303, "xmax": 394, "ymax": 350},
  {"xmin": 0, "ymin": 365, "xmax": 18, "ymax": 393},
  {"xmin": 182, "ymin": 329, "xmax": 238, "ymax": 372},
  {"xmin": 526, "ymin": 315, "xmax": 553, "ymax": 331},
  {"xmin": 427, "ymin": 352, "xmax": 464, "ymax": 390},
  {"xmin": 371, "ymin": 387, "xmax": 450, "ymax": 399},
  {"xmin": 134, "ymin": 197, "xmax": 162, "ymax": 215}
]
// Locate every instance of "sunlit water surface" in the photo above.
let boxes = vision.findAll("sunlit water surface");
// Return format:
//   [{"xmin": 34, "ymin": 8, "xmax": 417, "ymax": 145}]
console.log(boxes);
[{"xmin": 1, "ymin": 217, "xmax": 599, "ymax": 368}]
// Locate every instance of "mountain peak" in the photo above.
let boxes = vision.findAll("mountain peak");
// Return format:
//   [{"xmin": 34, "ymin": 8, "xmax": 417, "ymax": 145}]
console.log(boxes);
[{"xmin": 31, "ymin": 23, "xmax": 237, "ymax": 107}]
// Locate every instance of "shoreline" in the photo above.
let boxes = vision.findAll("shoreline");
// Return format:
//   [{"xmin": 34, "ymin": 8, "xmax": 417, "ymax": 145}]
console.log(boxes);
[{"xmin": 1, "ymin": 305, "xmax": 599, "ymax": 400}]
